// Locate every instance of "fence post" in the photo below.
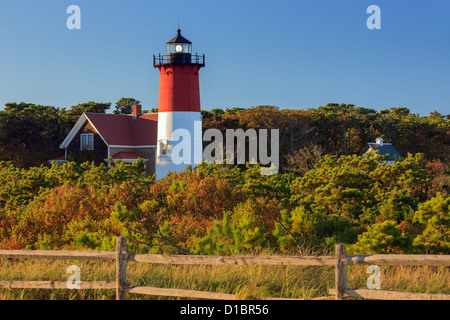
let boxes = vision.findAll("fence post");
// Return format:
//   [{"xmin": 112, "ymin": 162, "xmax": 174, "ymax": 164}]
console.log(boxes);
[
  {"xmin": 116, "ymin": 236, "xmax": 127, "ymax": 300},
  {"xmin": 335, "ymin": 243, "xmax": 347, "ymax": 300}
]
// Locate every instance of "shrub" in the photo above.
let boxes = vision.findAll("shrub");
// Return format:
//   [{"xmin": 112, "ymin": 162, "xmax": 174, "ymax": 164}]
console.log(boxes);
[
  {"xmin": 192, "ymin": 206, "xmax": 266, "ymax": 255},
  {"xmin": 413, "ymin": 193, "xmax": 450, "ymax": 254},
  {"xmin": 272, "ymin": 205, "xmax": 357, "ymax": 252},
  {"xmin": 349, "ymin": 220, "xmax": 413, "ymax": 254}
]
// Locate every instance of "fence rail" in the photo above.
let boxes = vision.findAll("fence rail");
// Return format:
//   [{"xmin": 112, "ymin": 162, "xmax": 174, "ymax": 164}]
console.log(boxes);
[
  {"xmin": 127, "ymin": 253, "xmax": 336, "ymax": 266},
  {"xmin": 0, "ymin": 281, "xmax": 115, "ymax": 290},
  {"xmin": 329, "ymin": 288, "xmax": 450, "ymax": 300},
  {"xmin": 344, "ymin": 254, "xmax": 450, "ymax": 266},
  {"xmin": 0, "ymin": 237, "xmax": 449, "ymax": 300},
  {"xmin": 0, "ymin": 250, "xmax": 115, "ymax": 261}
]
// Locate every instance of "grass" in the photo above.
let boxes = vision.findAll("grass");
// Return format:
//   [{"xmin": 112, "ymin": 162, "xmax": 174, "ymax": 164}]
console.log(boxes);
[
  {"xmin": 1, "ymin": 255, "xmax": 449, "ymax": 300},
  {"xmin": 347, "ymin": 265, "xmax": 450, "ymax": 296}
]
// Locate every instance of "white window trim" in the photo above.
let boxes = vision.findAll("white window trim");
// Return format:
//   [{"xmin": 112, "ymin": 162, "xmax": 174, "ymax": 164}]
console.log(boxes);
[{"xmin": 80, "ymin": 133, "xmax": 94, "ymax": 151}]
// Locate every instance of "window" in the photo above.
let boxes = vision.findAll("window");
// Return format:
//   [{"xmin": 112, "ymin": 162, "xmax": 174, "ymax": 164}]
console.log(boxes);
[
  {"xmin": 183, "ymin": 44, "xmax": 191, "ymax": 53},
  {"xmin": 167, "ymin": 43, "xmax": 191, "ymax": 54},
  {"xmin": 80, "ymin": 133, "xmax": 94, "ymax": 150},
  {"xmin": 160, "ymin": 140, "xmax": 167, "ymax": 156}
]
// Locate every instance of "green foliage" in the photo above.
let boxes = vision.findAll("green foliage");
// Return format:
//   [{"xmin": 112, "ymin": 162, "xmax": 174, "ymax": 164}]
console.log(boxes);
[
  {"xmin": 1, "ymin": 100, "xmax": 449, "ymax": 254},
  {"xmin": 113, "ymin": 97, "xmax": 140, "ymax": 115},
  {"xmin": 0, "ymin": 103, "xmax": 63, "ymax": 167},
  {"xmin": 0, "ymin": 160, "xmax": 152, "ymax": 250},
  {"xmin": 0, "ymin": 101, "xmax": 111, "ymax": 168},
  {"xmin": 0, "ymin": 152, "xmax": 448, "ymax": 255},
  {"xmin": 61, "ymin": 101, "xmax": 111, "ymax": 123},
  {"xmin": 376, "ymin": 188, "xmax": 417, "ymax": 223},
  {"xmin": 290, "ymin": 153, "xmax": 429, "ymax": 225},
  {"xmin": 412, "ymin": 193, "xmax": 450, "ymax": 254},
  {"xmin": 273, "ymin": 205, "xmax": 357, "ymax": 252},
  {"xmin": 349, "ymin": 220, "xmax": 413, "ymax": 254},
  {"xmin": 68, "ymin": 150, "xmax": 95, "ymax": 164},
  {"xmin": 197, "ymin": 162, "xmax": 295, "ymax": 205},
  {"xmin": 201, "ymin": 108, "xmax": 225, "ymax": 120},
  {"xmin": 192, "ymin": 203, "xmax": 266, "ymax": 255}
]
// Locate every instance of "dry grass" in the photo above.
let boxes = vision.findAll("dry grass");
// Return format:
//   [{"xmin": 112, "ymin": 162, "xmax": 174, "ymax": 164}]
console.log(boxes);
[
  {"xmin": 0, "ymin": 257, "xmax": 448, "ymax": 300},
  {"xmin": 347, "ymin": 265, "xmax": 450, "ymax": 295},
  {"xmin": 0, "ymin": 259, "xmax": 116, "ymax": 300}
]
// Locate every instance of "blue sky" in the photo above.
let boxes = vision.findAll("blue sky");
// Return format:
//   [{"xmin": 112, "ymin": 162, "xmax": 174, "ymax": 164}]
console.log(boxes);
[{"xmin": 0, "ymin": 0, "xmax": 449, "ymax": 116}]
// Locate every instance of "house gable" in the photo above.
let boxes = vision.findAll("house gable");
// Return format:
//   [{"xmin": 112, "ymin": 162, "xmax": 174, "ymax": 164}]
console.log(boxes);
[
  {"xmin": 60, "ymin": 113, "xmax": 110, "ymax": 150},
  {"xmin": 66, "ymin": 119, "xmax": 109, "ymax": 163},
  {"xmin": 60, "ymin": 113, "xmax": 89, "ymax": 149}
]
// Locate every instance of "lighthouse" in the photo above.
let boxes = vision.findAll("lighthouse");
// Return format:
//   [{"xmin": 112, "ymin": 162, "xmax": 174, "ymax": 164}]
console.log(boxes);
[{"xmin": 154, "ymin": 29, "xmax": 205, "ymax": 179}]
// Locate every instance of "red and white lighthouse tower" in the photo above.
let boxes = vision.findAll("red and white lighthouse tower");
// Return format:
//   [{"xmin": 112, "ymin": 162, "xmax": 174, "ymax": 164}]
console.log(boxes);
[{"xmin": 154, "ymin": 29, "xmax": 205, "ymax": 179}]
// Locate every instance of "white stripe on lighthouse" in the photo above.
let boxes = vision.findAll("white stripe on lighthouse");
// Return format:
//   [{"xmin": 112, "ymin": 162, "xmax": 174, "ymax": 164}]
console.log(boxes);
[{"xmin": 156, "ymin": 111, "xmax": 202, "ymax": 179}]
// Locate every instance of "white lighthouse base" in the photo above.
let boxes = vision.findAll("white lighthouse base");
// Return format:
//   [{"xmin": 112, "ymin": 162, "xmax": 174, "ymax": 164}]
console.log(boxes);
[{"xmin": 155, "ymin": 111, "xmax": 202, "ymax": 180}]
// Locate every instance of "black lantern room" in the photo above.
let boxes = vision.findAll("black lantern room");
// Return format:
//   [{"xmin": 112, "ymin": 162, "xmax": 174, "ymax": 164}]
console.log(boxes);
[
  {"xmin": 167, "ymin": 29, "xmax": 192, "ymax": 54},
  {"xmin": 154, "ymin": 29, "xmax": 204, "ymax": 67}
]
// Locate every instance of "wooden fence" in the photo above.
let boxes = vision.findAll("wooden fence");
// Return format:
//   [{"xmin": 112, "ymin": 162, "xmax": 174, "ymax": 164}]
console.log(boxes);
[{"xmin": 0, "ymin": 237, "xmax": 449, "ymax": 300}]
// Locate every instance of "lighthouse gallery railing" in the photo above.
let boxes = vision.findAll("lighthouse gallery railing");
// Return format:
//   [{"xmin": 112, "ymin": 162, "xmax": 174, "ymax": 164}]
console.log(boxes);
[{"xmin": 153, "ymin": 54, "xmax": 205, "ymax": 67}]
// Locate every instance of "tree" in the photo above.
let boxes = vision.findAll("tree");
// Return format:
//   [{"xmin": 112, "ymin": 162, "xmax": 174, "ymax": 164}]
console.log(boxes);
[
  {"xmin": 114, "ymin": 98, "xmax": 140, "ymax": 115},
  {"xmin": 273, "ymin": 204, "xmax": 357, "ymax": 251},
  {"xmin": 290, "ymin": 154, "xmax": 381, "ymax": 222},
  {"xmin": 349, "ymin": 220, "xmax": 413, "ymax": 254},
  {"xmin": 202, "ymin": 108, "xmax": 225, "ymax": 120},
  {"xmin": 312, "ymin": 103, "xmax": 357, "ymax": 156},
  {"xmin": 60, "ymin": 101, "xmax": 111, "ymax": 125},
  {"xmin": 0, "ymin": 103, "xmax": 64, "ymax": 167},
  {"xmin": 282, "ymin": 109, "xmax": 317, "ymax": 156},
  {"xmin": 423, "ymin": 159, "xmax": 450, "ymax": 197},
  {"xmin": 284, "ymin": 143, "xmax": 323, "ymax": 175},
  {"xmin": 192, "ymin": 201, "xmax": 267, "ymax": 255},
  {"xmin": 413, "ymin": 193, "xmax": 450, "ymax": 254}
]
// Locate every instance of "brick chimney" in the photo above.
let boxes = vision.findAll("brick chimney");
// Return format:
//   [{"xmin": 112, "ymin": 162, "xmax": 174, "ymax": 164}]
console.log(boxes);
[{"xmin": 132, "ymin": 104, "xmax": 142, "ymax": 118}]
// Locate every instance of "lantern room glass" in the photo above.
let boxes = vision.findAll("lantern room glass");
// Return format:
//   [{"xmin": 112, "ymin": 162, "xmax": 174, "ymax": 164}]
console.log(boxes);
[{"xmin": 167, "ymin": 43, "xmax": 191, "ymax": 54}]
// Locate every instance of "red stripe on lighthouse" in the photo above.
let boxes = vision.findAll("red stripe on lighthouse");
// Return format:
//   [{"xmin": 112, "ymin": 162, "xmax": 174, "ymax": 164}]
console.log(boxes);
[{"xmin": 157, "ymin": 64, "xmax": 202, "ymax": 112}]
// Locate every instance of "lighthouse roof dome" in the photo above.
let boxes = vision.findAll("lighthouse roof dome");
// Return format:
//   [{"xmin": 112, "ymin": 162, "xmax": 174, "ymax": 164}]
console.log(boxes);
[{"xmin": 167, "ymin": 29, "xmax": 192, "ymax": 44}]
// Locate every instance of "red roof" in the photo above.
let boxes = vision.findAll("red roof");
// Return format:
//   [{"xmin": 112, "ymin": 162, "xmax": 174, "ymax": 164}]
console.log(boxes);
[
  {"xmin": 110, "ymin": 151, "xmax": 144, "ymax": 160},
  {"xmin": 85, "ymin": 113, "xmax": 158, "ymax": 146}
]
